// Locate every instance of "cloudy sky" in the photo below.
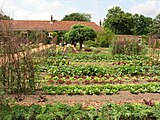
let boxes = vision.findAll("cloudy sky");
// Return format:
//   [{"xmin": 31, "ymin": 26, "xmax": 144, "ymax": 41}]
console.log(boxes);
[{"xmin": 0, "ymin": 0, "xmax": 160, "ymax": 24}]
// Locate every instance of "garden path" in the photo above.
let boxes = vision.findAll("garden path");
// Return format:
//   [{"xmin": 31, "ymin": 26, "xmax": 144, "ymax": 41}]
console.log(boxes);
[{"xmin": 12, "ymin": 91, "xmax": 160, "ymax": 109}]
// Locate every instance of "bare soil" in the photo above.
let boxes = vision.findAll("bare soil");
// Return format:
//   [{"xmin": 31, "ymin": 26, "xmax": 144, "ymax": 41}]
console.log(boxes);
[{"xmin": 11, "ymin": 91, "xmax": 160, "ymax": 109}]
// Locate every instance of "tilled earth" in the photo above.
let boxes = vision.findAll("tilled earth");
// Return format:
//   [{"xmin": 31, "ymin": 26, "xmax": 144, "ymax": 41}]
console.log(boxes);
[{"xmin": 11, "ymin": 91, "xmax": 160, "ymax": 109}]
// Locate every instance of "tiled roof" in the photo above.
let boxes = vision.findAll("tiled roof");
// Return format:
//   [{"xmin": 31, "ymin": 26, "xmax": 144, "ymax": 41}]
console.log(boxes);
[{"xmin": 0, "ymin": 20, "xmax": 103, "ymax": 31}]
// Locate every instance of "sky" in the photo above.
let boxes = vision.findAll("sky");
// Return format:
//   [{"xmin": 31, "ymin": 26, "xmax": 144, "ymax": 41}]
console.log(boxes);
[{"xmin": 0, "ymin": 0, "xmax": 160, "ymax": 24}]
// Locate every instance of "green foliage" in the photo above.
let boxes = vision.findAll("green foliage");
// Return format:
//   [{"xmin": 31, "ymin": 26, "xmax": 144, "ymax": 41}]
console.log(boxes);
[
  {"xmin": 27, "ymin": 30, "xmax": 47, "ymax": 44},
  {"xmin": 56, "ymin": 31, "xmax": 67, "ymax": 45},
  {"xmin": 141, "ymin": 35, "xmax": 149, "ymax": 45},
  {"xmin": 52, "ymin": 32, "xmax": 57, "ymax": 38},
  {"xmin": 47, "ymin": 65, "xmax": 107, "ymax": 77},
  {"xmin": 38, "ymin": 61, "xmax": 160, "ymax": 77},
  {"xmin": 66, "ymin": 53, "xmax": 150, "ymax": 62},
  {"xmin": 111, "ymin": 39, "xmax": 146, "ymax": 55},
  {"xmin": 1, "ymin": 103, "xmax": 94, "ymax": 120},
  {"xmin": 43, "ymin": 83, "xmax": 160, "ymax": 95},
  {"xmin": 84, "ymin": 28, "xmax": 115, "ymax": 48},
  {"xmin": 84, "ymin": 40, "xmax": 97, "ymax": 47},
  {"xmin": 35, "ymin": 54, "xmax": 158, "ymax": 77},
  {"xmin": 150, "ymin": 13, "xmax": 160, "ymax": 36},
  {"xmin": 62, "ymin": 12, "xmax": 91, "ymax": 22},
  {"xmin": 132, "ymin": 14, "xmax": 153, "ymax": 35},
  {"xmin": 100, "ymin": 103, "xmax": 157, "ymax": 119},
  {"xmin": 64, "ymin": 24, "xmax": 97, "ymax": 50},
  {"xmin": 0, "ymin": 13, "xmax": 12, "ymax": 20},
  {"xmin": 103, "ymin": 6, "xmax": 153, "ymax": 35},
  {"xmin": 2, "ymin": 102, "xmax": 160, "ymax": 120},
  {"xmin": 95, "ymin": 28, "xmax": 114, "ymax": 47},
  {"xmin": 103, "ymin": 6, "xmax": 133, "ymax": 35}
]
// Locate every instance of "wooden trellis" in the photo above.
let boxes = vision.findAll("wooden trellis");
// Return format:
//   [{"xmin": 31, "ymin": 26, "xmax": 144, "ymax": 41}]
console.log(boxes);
[{"xmin": 148, "ymin": 35, "xmax": 160, "ymax": 61}]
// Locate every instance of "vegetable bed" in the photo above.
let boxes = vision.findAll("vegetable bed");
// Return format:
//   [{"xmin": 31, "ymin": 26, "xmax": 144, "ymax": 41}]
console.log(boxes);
[{"xmin": 1, "ymin": 102, "xmax": 160, "ymax": 120}]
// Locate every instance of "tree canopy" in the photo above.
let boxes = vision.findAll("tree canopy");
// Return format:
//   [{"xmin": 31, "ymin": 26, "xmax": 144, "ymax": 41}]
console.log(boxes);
[
  {"xmin": 64, "ymin": 24, "xmax": 96, "ymax": 51},
  {"xmin": 62, "ymin": 12, "xmax": 91, "ymax": 22},
  {"xmin": 132, "ymin": 14, "xmax": 152, "ymax": 35},
  {"xmin": 103, "ymin": 6, "xmax": 153, "ymax": 35},
  {"xmin": 150, "ymin": 13, "xmax": 160, "ymax": 36},
  {"xmin": 0, "ymin": 13, "xmax": 12, "ymax": 20}
]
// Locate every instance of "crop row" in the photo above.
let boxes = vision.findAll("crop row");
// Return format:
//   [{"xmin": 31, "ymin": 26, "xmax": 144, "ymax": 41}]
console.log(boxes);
[
  {"xmin": 47, "ymin": 78, "xmax": 160, "ymax": 85},
  {"xmin": 37, "ymin": 75, "xmax": 160, "ymax": 86},
  {"xmin": 1, "ymin": 102, "xmax": 160, "ymax": 120},
  {"xmin": 42, "ymin": 83, "xmax": 160, "ymax": 95},
  {"xmin": 38, "ymin": 64, "xmax": 160, "ymax": 77},
  {"xmin": 64, "ymin": 53, "xmax": 151, "ymax": 62},
  {"xmin": 37, "ymin": 54, "xmax": 151, "ymax": 65}
]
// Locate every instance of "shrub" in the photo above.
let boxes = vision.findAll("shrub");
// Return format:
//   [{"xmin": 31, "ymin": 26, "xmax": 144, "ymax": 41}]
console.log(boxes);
[
  {"xmin": 84, "ymin": 40, "xmax": 96, "ymax": 47},
  {"xmin": 52, "ymin": 32, "xmax": 57, "ymax": 38},
  {"xmin": 95, "ymin": 28, "xmax": 114, "ymax": 48},
  {"xmin": 112, "ymin": 39, "xmax": 146, "ymax": 55},
  {"xmin": 84, "ymin": 28, "xmax": 114, "ymax": 48},
  {"xmin": 141, "ymin": 35, "xmax": 149, "ymax": 45}
]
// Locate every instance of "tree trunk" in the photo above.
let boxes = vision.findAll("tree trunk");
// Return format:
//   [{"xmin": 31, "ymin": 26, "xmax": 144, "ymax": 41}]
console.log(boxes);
[{"xmin": 79, "ymin": 41, "xmax": 83, "ymax": 51}]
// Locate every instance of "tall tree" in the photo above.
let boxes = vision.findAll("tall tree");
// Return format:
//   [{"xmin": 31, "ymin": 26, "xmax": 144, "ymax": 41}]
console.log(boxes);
[
  {"xmin": 132, "ymin": 14, "xmax": 152, "ymax": 35},
  {"xmin": 150, "ymin": 13, "xmax": 160, "ymax": 36},
  {"xmin": 103, "ymin": 6, "xmax": 134, "ymax": 35},
  {"xmin": 62, "ymin": 12, "xmax": 91, "ymax": 22},
  {"xmin": 64, "ymin": 24, "xmax": 96, "ymax": 51},
  {"xmin": 103, "ymin": 6, "xmax": 153, "ymax": 35}
]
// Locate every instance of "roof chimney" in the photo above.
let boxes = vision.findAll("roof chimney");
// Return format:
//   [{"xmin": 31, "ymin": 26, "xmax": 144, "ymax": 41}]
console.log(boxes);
[
  {"xmin": 99, "ymin": 19, "xmax": 102, "ymax": 27},
  {"xmin": 50, "ymin": 14, "xmax": 53, "ymax": 24}
]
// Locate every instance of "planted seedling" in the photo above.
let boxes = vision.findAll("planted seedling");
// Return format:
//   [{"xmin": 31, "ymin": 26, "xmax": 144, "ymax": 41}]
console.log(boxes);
[
  {"xmin": 78, "ymin": 77, "xmax": 83, "ymax": 81},
  {"xmin": 109, "ymin": 77, "xmax": 115, "ymax": 81},
  {"xmin": 53, "ymin": 76, "xmax": 59, "ymax": 80},
  {"xmin": 153, "ymin": 76, "xmax": 158, "ymax": 80},
  {"xmin": 62, "ymin": 77, "xmax": 66, "ymax": 81},
  {"xmin": 143, "ymin": 99, "xmax": 155, "ymax": 106},
  {"xmin": 44, "ymin": 75, "xmax": 52, "ymax": 80},
  {"xmin": 146, "ymin": 76, "xmax": 151, "ymax": 81},
  {"xmin": 38, "ymin": 95, "xmax": 48, "ymax": 102},
  {"xmin": 86, "ymin": 76, "xmax": 91, "ymax": 80},
  {"xmin": 70, "ymin": 77, "xmax": 75, "ymax": 81},
  {"xmin": 124, "ymin": 76, "xmax": 130, "ymax": 81},
  {"xmin": 94, "ymin": 76, "xmax": 100, "ymax": 81},
  {"xmin": 117, "ymin": 76, "xmax": 122, "ymax": 80},
  {"xmin": 101, "ymin": 77, "xmax": 107, "ymax": 81}
]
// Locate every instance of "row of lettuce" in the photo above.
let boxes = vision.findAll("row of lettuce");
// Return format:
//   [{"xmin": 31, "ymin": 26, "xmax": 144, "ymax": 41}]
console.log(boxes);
[
  {"xmin": 42, "ymin": 83, "xmax": 160, "ymax": 95},
  {"xmin": 35, "ymin": 57, "xmax": 160, "ymax": 77},
  {"xmin": 1, "ymin": 102, "xmax": 160, "ymax": 120},
  {"xmin": 38, "ymin": 53, "xmax": 151, "ymax": 62},
  {"xmin": 53, "ymin": 53, "xmax": 151, "ymax": 62}
]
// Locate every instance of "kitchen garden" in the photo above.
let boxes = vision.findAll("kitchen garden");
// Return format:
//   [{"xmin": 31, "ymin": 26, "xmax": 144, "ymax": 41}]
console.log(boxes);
[
  {"xmin": 1, "ymin": 45, "xmax": 160, "ymax": 119},
  {"xmin": 1, "ymin": 23, "xmax": 160, "ymax": 120}
]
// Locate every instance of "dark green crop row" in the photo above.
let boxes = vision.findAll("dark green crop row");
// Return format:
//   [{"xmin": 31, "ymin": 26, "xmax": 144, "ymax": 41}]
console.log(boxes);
[
  {"xmin": 42, "ymin": 83, "xmax": 160, "ymax": 95},
  {"xmin": 38, "ymin": 64, "xmax": 160, "ymax": 77},
  {"xmin": 1, "ymin": 102, "xmax": 160, "ymax": 120}
]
